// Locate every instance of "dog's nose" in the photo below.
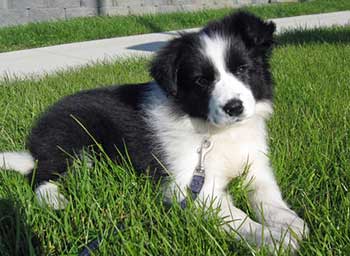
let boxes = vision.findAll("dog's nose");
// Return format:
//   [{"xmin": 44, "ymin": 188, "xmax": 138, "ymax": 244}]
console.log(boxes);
[{"xmin": 223, "ymin": 99, "xmax": 244, "ymax": 117}]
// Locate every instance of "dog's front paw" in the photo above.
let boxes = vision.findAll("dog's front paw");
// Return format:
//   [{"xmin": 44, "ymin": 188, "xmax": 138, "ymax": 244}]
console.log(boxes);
[
  {"xmin": 267, "ymin": 208, "xmax": 309, "ymax": 240},
  {"xmin": 286, "ymin": 215, "xmax": 309, "ymax": 240},
  {"xmin": 254, "ymin": 226, "xmax": 299, "ymax": 253}
]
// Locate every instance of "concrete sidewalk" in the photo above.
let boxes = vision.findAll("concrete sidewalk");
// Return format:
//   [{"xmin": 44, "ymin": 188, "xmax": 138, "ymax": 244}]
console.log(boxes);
[{"xmin": 1, "ymin": 11, "xmax": 349, "ymax": 80}]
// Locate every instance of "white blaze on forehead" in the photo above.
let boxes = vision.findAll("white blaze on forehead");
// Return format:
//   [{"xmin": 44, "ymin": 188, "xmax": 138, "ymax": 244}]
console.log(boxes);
[
  {"xmin": 200, "ymin": 34, "xmax": 228, "ymax": 75},
  {"xmin": 200, "ymin": 34, "xmax": 256, "ymax": 126}
]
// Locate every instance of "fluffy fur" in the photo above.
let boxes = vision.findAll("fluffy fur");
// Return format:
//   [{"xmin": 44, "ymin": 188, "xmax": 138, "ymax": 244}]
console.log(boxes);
[{"xmin": 0, "ymin": 12, "xmax": 308, "ymax": 252}]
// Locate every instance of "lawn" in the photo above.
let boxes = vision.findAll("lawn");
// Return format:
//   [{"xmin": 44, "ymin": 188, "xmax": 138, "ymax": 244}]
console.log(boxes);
[
  {"xmin": 0, "ymin": 26, "xmax": 350, "ymax": 255},
  {"xmin": 0, "ymin": 0, "xmax": 350, "ymax": 53}
]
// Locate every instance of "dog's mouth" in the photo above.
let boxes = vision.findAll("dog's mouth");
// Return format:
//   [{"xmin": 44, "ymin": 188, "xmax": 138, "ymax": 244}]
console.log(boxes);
[{"xmin": 208, "ymin": 115, "xmax": 246, "ymax": 128}]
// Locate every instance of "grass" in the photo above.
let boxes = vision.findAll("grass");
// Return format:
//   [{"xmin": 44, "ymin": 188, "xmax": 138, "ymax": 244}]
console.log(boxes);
[
  {"xmin": 0, "ymin": 0, "xmax": 350, "ymax": 53},
  {"xmin": 0, "ymin": 26, "xmax": 350, "ymax": 255}
]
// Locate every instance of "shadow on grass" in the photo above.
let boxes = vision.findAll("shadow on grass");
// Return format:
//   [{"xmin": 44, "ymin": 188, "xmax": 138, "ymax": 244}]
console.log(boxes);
[
  {"xmin": 0, "ymin": 198, "xmax": 41, "ymax": 255},
  {"xmin": 276, "ymin": 27, "xmax": 350, "ymax": 45},
  {"xmin": 127, "ymin": 41, "xmax": 167, "ymax": 52}
]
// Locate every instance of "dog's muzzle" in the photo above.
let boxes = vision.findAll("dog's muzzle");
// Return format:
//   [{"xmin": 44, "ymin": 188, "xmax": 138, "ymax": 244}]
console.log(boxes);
[{"xmin": 222, "ymin": 99, "xmax": 244, "ymax": 117}]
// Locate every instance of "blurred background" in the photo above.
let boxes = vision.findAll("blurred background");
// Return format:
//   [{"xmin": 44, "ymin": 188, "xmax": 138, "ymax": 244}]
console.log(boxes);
[{"xmin": 0, "ymin": 0, "xmax": 295, "ymax": 27}]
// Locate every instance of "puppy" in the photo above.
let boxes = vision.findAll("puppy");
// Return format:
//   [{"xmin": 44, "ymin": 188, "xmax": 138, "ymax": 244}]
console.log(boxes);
[{"xmin": 0, "ymin": 11, "xmax": 308, "ymax": 252}]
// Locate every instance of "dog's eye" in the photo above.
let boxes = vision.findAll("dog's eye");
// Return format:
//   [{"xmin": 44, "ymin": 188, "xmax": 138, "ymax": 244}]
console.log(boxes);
[
  {"xmin": 237, "ymin": 65, "xmax": 249, "ymax": 74},
  {"xmin": 195, "ymin": 77, "xmax": 210, "ymax": 87}
]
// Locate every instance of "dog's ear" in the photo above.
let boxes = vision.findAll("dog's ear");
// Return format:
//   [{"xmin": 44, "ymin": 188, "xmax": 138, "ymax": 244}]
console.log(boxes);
[
  {"xmin": 205, "ymin": 11, "xmax": 275, "ymax": 53},
  {"xmin": 150, "ymin": 37, "xmax": 184, "ymax": 97},
  {"xmin": 231, "ymin": 11, "xmax": 276, "ymax": 51}
]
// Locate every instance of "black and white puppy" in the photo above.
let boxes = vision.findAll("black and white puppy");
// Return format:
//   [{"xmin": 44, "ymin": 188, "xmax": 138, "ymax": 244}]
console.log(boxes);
[{"xmin": 0, "ymin": 12, "xmax": 308, "ymax": 251}]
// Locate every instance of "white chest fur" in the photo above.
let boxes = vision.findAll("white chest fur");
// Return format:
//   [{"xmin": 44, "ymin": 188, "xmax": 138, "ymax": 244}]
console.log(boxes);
[{"xmin": 144, "ymin": 85, "xmax": 273, "ymax": 200}]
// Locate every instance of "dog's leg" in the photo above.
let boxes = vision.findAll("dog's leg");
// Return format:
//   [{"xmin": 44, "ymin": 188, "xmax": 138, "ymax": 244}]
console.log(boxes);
[
  {"xmin": 199, "ymin": 183, "xmax": 297, "ymax": 251},
  {"xmin": 35, "ymin": 182, "xmax": 68, "ymax": 210},
  {"xmin": 245, "ymin": 160, "xmax": 309, "ymax": 242}
]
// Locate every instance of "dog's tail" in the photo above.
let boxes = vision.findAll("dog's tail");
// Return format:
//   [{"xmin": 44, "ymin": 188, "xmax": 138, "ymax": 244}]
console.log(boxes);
[{"xmin": 0, "ymin": 151, "xmax": 34, "ymax": 175}]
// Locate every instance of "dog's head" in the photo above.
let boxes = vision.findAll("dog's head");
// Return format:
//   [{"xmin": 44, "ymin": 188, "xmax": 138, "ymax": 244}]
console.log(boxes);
[{"xmin": 150, "ymin": 11, "xmax": 275, "ymax": 127}]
